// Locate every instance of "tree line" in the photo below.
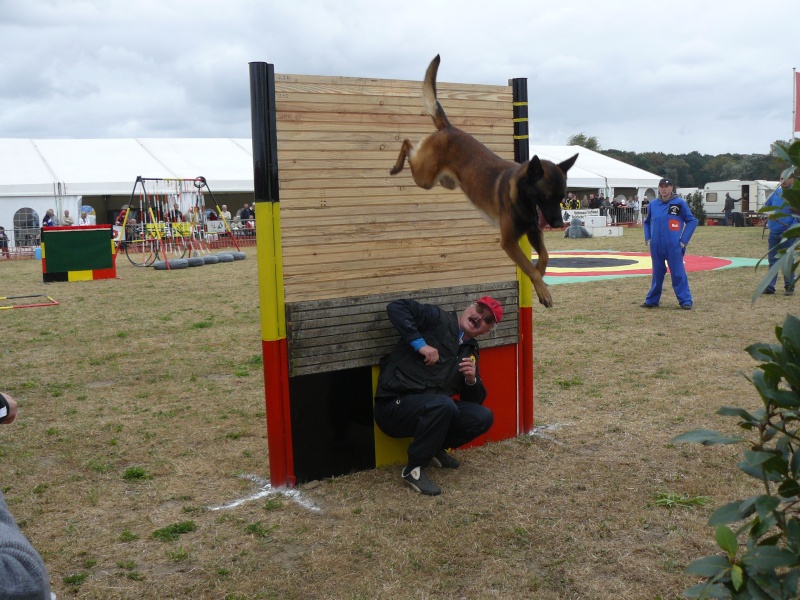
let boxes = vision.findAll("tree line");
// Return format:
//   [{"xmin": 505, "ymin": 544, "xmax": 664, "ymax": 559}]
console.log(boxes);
[{"xmin": 566, "ymin": 133, "xmax": 793, "ymax": 189}]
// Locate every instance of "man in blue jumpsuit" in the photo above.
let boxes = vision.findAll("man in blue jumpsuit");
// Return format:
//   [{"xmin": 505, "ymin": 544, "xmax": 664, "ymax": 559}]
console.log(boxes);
[
  {"xmin": 641, "ymin": 178, "xmax": 698, "ymax": 310},
  {"xmin": 763, "ymin": 172, "xmax": 798, "ymax": 295}
]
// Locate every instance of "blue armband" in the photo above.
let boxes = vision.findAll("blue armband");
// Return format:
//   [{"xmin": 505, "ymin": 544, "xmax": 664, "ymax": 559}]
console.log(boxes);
[{"xmin": 410, "ymin": 338, "xmax": 427, "ymax": 351}]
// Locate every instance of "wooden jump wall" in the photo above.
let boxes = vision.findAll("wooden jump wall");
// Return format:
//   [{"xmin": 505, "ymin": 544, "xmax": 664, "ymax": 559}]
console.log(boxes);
[{"xmin": 272, "ymin": 71, "xmax": 518, "ymax": 303}]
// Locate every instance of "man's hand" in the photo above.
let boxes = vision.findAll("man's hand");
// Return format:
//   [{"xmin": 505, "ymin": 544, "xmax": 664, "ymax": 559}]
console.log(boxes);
[
  {"xmin": 459, "ymin": 357, "xmax": 477, "ymax": 385},
  {"xmin": 418, "ymin": 345, "xmax": 440, "ymax": 366}
]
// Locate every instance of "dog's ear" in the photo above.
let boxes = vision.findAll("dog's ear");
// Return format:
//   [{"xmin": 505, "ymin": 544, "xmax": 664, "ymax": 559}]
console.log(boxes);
[
  {"xmin": 526, "ymin": 156, "xmax": 545, "ymax": 181},
  {"xmin": 558, "ymin": 153, "xmax": 579, "ymax": 174}
]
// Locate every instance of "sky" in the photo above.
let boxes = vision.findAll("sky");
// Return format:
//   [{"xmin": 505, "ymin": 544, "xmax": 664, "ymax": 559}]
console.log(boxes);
[{"xmin": 0, "ymin": 0, "xmax": 796, "ymax": 156}]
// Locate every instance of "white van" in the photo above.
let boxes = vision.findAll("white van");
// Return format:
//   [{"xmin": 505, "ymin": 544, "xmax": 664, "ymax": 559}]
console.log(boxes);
[{"xmin": 702, "ymin": 180, "xmax": 778, "ymax": 220}]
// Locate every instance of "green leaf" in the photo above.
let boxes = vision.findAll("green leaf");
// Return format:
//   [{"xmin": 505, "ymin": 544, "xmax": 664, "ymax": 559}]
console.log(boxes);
[
  {"xmin": 792, "ymin": 450, "xmax": 800, "ymax": 479},
  {"xmin": 745, "ymin": 342, "xmax": 781, "ymax": 362},
  {"xmin": 716, "ymin": 525, "xmax": 739, "ymax": 559},
  {"xmin": 778, "ymin": 478, "xmax": 800, "ymax": 498},
  {"xmin": 731, "ymin": 564, "xmax": 744, "ymax": 591},
  {"xmin": 683, "ymin": 582, "xmax": 732, "ymax": 599},
  {"xmin": 685, "ymin": 554, "xmax": 732, "ymax": 577},
  {"xmin": 753, "ymin": 495, "xmax": 780, "ymax": 521},
  {"xmin": 709, "ymin": 501, "xmax": 755, "ymax": 526},
  {"xmin": 717, "ymin": 407, "xmax": 760, "ymax": 423},
  {"xmin": 671, "ymin": 429, "xmax": 747, "ymax": 446},
  {"xmin": 741, "ymin": 546, "xmax": 800, "ymax": 570},
  {"xmin": 744, "ymin": 450, "xmax": 779, "ymax": 468}
]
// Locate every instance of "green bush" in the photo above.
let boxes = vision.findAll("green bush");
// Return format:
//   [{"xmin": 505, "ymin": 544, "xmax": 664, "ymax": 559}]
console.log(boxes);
[{"xmin": 673, "ymin": 141, "xmax": 800, "ymax": 598}]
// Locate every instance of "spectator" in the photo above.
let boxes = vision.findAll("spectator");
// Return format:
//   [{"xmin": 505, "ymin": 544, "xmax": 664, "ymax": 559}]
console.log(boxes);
[
  {"xmin": 762, "ymin": 172, "xmax": 798, "ymax": 296},
  {"xmin": 0, "ymin": 227, "xmax": 9, "ymax": 259},
  {"xmin": 220, "ymin": 205, "xmax": 232, "ymax": 222},
  {"xmin": 61, "ymin": 210, "xmax": 74, "ymax": 226},
  {"xmin": 723, "ymin": 193, "xmax": 736, "ymax": 226},
  {"xmin": 641, "ymin": 178, "xmax": 698, "ymax": 310},
  {"xmin": 41, "ymin": 209, "xmax": 55, "ymax": 228},
  {"xmin": 239, "ymin": 203, "xmax": 255, "ymax": 223},
  {"xmin": 0, "ymin": 391, "xmax": 55, "ymax": 600},
  {"xmin": 373, "ymin": 297, "xmax": 500, "ymax": 496},
  {"xmin": 78, "ymin": 212, "xmax": 91, "ymax": 226},
  {"xmin": 563, "ymin": 217, "xmax": 593, "ymax": 239}
]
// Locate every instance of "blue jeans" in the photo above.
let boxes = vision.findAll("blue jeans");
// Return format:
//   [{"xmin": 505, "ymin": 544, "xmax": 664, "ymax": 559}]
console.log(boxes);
[{"xmin": 766, "ymin": 231, "xmax": 795, "ymax": 292}]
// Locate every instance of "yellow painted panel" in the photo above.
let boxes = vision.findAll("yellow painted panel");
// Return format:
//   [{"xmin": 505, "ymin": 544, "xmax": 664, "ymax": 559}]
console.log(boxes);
[
  {"xmin": 371, "ymin": 365, "xmax": 411, "ymax": 467},
  {"xmin": 68, "ymin": 270, "xmax": 93, "ymax": 282}
]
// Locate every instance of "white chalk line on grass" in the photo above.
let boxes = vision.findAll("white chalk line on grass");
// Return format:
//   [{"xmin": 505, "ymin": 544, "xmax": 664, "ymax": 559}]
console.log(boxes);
[
  {"xmin": 208, "ymin": 473, "xmax": 321, "ymax": 513},
  {"xmin": 527, "ymin": 422, "xmax": 568, "ymax": 444}
]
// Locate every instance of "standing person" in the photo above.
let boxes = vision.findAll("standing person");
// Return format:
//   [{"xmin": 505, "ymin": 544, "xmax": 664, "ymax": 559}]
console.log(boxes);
[
  {"xmin": 239, "ymin": 203, "xmax": 255, "ymax": 223},
  {"xmin": 0, "ymin": 226, "xmax": 10, "ymax": 259},
  {"xmin": 641, "ymin": 178, "xmax": 698, "ymax": 310},
  {"xmin": 41, "ymin": 209, "xmax": 55, "ymax": 228},
  {"xmin": 78, "ymin": 211, "xmax": 91, "ymax": 226},
  {"xmin": 723, "ymin": 193, "xmax": 736, "ymax": 226},
  {"xmin": 763, "ymin": 172, "xmax": 798, "ymax": 296},
  {"xmin": 61, "ymin": 210, "xmax": 74, "ymax": 226},
  {"xmin": 0, "ymin": 392, "xmax": 54, "ymax": 600},
  {"xmin": 373, "ymin": 297, "xmax": 500, "ymax": 496},
  {"xmin": 220, "ymin": 205, "xmax": 232, "ymax": 222}
]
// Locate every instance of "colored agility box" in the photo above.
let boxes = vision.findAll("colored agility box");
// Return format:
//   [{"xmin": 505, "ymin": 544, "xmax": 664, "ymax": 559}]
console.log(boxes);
[{"xmin": 41, "ymin": 225, "xmax": 117, "ymax": 283}]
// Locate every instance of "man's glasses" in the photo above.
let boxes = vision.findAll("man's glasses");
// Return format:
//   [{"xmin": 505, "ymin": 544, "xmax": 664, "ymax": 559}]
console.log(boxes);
[{"xmin": 474, "ymin": 303, "xmax": 496, "ymax": 325}]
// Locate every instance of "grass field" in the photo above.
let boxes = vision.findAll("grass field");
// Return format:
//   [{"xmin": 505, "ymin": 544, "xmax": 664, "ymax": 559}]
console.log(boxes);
[{"xmin": 0, "ymin": 225, "xmax": 796, "ymax": 599}]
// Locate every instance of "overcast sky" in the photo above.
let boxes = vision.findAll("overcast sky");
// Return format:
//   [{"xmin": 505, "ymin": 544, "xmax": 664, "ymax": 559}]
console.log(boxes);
[{"xmin": 1, "ymin": 0, "xmax": 796, "ymax": 155}]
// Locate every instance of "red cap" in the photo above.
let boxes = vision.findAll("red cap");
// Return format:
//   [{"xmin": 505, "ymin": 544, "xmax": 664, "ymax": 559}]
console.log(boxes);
[{"xmin": 476, "ymin": 296, "xmax": 503, "ymax": 323}]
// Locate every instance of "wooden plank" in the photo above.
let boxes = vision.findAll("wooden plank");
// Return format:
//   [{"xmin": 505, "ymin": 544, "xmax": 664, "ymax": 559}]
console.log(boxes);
[
  {"xmin": 285, "ymin": 281, "xmax": 519, "ymax": 375},
  {"xmin": 283, "ymin": 271, "xmax": 517, "ymax": 303}
]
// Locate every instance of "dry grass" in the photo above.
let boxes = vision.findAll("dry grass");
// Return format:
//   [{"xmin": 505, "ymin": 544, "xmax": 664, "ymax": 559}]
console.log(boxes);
[{"xmin": 0, "ymin": 226, "xmax": 794, "ymax": 599}]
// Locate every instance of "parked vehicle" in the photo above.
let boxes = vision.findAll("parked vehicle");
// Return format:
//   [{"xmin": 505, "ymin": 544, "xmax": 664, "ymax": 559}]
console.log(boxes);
[{"xmin": 702, "ymin": 180, "xmax": 779, "ymax": 220}]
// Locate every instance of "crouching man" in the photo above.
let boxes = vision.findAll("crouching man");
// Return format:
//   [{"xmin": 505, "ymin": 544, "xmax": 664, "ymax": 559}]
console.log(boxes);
[{"xmin": 373, "ymin": 296, "xmax": 502, "ymax": 495}]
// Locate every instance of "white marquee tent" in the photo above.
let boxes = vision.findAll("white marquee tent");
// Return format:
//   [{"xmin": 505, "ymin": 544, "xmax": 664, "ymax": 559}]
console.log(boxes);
[{"xmin": 0, "ymin": 139, "xmax": 660, "ymax": 245}]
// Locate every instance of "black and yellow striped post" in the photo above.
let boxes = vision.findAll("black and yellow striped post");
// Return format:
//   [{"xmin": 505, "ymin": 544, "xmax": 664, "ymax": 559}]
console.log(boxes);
[
  {"xmin": 511, "ymin": 76, "xmax": 535, "ymax": 434},
  {"xmin": 249, "ymin": 62, "xmax": 294, "ymax": 488}
]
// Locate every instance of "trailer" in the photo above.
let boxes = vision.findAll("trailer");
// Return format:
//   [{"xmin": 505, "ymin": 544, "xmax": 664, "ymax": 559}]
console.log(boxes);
[{"xmin": 702, "ymin": 180, "xmax": 778, "ymax": 223}]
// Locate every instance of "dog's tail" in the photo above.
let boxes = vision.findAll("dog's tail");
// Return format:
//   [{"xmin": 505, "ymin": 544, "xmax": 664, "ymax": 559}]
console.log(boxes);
[{"xmin": 422, "ymin": 55, "xmax": 451, "ymax": 131}]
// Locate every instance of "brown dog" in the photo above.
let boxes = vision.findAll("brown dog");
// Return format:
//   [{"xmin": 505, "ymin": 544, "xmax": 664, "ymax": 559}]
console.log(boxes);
[{"xmin": 390, "ymin": 55, "xmax": 578, "ymax": 307}]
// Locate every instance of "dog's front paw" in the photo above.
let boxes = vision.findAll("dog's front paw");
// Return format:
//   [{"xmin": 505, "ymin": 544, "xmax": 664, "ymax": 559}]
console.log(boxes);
[{"xmin": 536, "ymin": 290, "xmax": 553, "ymax": 308}]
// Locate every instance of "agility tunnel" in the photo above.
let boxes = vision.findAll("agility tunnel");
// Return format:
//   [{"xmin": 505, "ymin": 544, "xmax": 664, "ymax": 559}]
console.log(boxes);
[{"xmin": 250, "ymin": 62, "xmax": 537, "ymax": 487}]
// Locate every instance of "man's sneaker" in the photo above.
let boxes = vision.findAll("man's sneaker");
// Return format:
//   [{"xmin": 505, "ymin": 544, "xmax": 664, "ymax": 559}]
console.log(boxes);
[
  {"xmin": 401, "ymin": 466, "xmax": 441, "ymax": 496},
  {"xmin": 763, "ymin": 287, "xmax": 776, "ymax": 295},
  {"xmin": 431, "ymin": 450, "xmax": 460, "ymax": 469},
  {"xmin": 786, "ymin": 287, "xmax": 795, "ymax": 296},
  {"xmin": 680, "ymin": 304, "xmax": 692, "ymax": 310},
  {"xmin": 640, "ymin": 302, "xmax": 657, "ymax": 308}
]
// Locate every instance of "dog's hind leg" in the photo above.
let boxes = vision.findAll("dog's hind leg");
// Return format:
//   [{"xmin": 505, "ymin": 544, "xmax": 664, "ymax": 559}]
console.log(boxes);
[{"xmin": 389, "ymin": 139, "xmax": 412, "ymax": 175}]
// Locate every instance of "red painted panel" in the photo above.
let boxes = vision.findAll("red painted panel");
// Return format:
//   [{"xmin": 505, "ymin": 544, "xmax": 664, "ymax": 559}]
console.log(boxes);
[
  {"xmin": 463, "ymin": 344, "xmax": 520, "ymax": 448},
  {"xmin": 92, "ymin": 268, "xmax": 117, "ymax": 280},
  {"xmin": 262, "ymin": 338, "xmax": 295, "ymax": 488}
]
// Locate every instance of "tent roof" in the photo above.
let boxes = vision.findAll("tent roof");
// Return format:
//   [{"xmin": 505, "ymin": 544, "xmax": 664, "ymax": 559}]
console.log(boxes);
[
  {"xmin": 529, "ymin": 144, "xmax": 661, "ymax": 189},
  {"xmin": 0, "ymin": 139, "xmax": 659, "ymax": 197},
  {"xmin": 0, "ymin": 138, "xmax": 254, "ymax": 196}
]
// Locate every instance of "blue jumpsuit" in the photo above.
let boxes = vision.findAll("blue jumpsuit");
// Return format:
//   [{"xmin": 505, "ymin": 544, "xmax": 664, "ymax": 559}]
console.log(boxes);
[{"xmin": 643, "ymin": 195, "xmax": 698, "ymax": 307}]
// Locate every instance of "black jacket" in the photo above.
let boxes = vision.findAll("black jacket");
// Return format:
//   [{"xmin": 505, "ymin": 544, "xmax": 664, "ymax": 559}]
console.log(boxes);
[{"xmin": 375, "ymin": 299, "xmax": 487, "ymax": 403}]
